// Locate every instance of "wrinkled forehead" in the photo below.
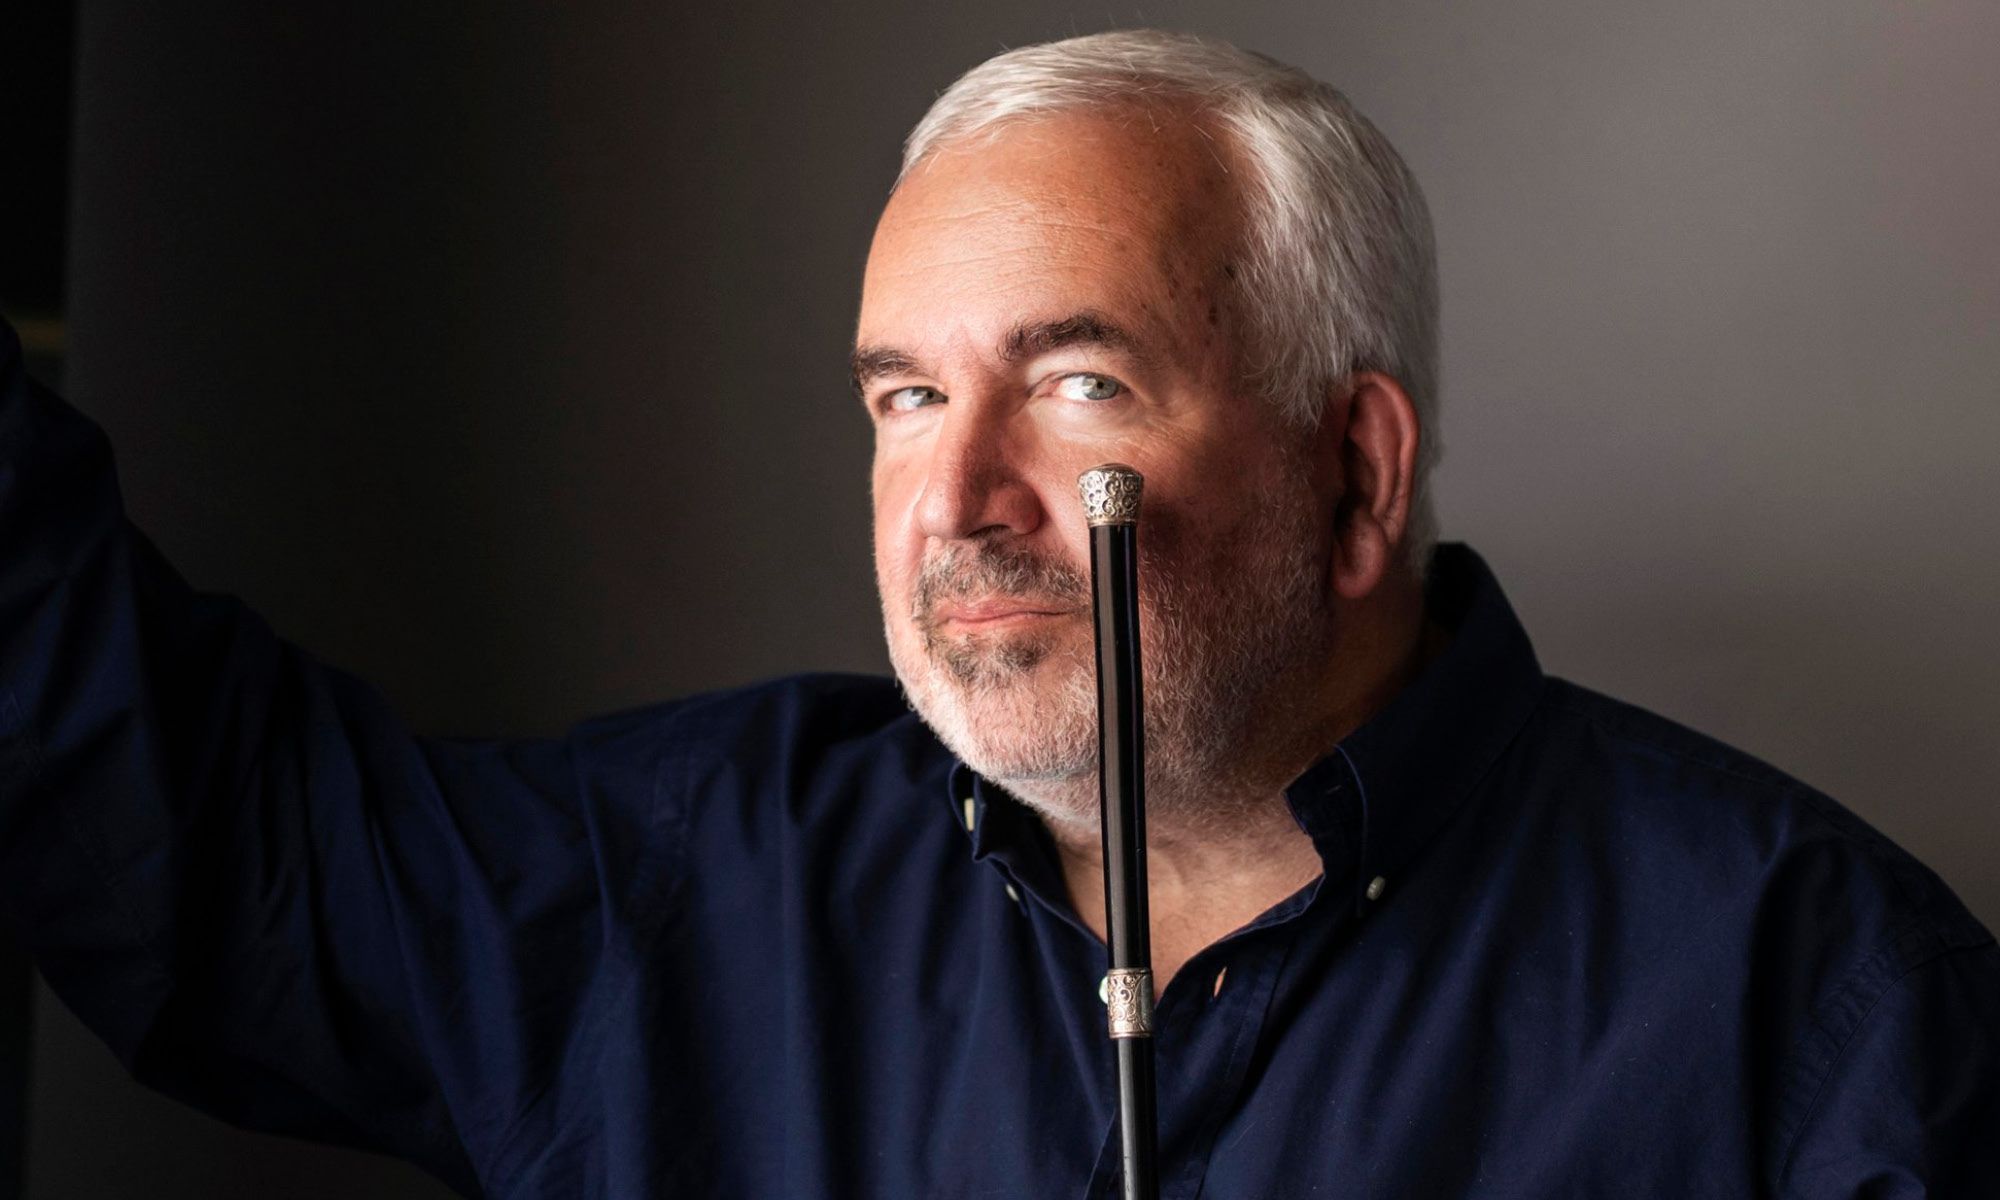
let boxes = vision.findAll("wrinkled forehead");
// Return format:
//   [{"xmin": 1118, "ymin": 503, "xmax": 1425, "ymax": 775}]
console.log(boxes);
[{"xmin": 858, "ymin": 108, "xmax": 1246, "ymax": 347}]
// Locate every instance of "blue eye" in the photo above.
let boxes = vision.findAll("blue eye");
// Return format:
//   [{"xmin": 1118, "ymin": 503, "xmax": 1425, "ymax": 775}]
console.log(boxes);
[
  {"xmin": 1056, "ymin": 373, "xmax": 1124, "ymax": 402},
  {"xmin": 884, "ymin": 386, "xmax": 945, "ymax": 413}
]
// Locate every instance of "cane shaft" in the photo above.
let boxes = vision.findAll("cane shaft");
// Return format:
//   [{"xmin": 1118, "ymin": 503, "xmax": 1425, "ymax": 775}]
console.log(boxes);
[
  {"xmin": 1088, "ymin": 503, "xmax": 1159, "ymax": 1200},
  {"xmin": 1092, "ymin": 523, "xmax": 1152, "ymax": 983}
]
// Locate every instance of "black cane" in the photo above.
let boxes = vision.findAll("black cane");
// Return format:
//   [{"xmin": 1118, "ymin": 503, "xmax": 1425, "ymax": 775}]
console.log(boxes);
[{"xmin": 1078, "ymin": 463, "xmax": 1158, "ymax": 1200}]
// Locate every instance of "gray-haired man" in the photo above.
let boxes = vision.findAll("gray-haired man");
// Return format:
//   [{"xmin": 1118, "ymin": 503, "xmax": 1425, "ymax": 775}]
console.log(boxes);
[{"xmin": 4, "ymin": 30, "xmax": 1995, "ymax": 1197}]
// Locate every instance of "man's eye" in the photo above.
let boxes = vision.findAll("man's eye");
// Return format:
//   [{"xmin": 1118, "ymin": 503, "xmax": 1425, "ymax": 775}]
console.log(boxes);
[
  {"xmin": 884, "ymin": 386, "xmax": 945, "ymax": 413},
  {"xmin": 1055, "ymin": 373, "xmax": 1124, "ymax": 402}
]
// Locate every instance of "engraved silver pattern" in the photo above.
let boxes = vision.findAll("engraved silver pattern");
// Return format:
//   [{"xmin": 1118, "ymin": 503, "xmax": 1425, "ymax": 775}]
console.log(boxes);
[
  {"xmin": 1104, "ymin": 967, "xmax": 1155, "ymax": 1038},
  {"xmin": 1078, "ymin": 464, "xmax": 1144, "ymax": 526}
]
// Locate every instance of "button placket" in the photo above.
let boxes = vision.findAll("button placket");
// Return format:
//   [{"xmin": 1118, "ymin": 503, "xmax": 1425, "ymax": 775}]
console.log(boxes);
[{"xmin": 1079, "ymin": 927, "xmax": 1304, "ymax": 1199}]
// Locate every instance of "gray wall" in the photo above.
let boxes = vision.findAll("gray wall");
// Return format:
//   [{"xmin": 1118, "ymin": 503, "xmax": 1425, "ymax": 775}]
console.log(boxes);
[{"xmin": 33, "ymin": 0, "xmax": 1999, "ymax": 1195}]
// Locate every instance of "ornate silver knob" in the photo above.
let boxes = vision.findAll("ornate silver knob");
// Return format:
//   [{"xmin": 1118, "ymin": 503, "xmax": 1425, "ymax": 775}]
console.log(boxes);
[{"xmin": 1078, "ymin": 463, "xmax": 1144, "ymax": 527}]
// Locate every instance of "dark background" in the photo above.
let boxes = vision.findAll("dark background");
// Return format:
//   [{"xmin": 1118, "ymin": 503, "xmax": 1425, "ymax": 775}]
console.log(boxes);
[{"xmin": 7, "ymin": 1, "xmax": 1998, "ymax": 1196}]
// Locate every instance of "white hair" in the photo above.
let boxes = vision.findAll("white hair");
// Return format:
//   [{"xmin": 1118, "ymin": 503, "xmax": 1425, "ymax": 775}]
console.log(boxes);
[{"xmin": 899, "ymin": 30, "xmax": 1442, "ymax": 571}]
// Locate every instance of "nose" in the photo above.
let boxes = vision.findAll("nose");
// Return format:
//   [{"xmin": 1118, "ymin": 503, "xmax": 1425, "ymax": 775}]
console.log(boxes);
[{"xmin": 914, "ymin": 400, "xmax": 1044, "ymax": 542}]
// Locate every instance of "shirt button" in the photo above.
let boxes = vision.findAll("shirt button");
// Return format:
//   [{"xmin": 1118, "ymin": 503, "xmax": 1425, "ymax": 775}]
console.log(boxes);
[
  {"xmin": 1098, "ymin": 975, "xmax": 1110, "ymax": 1005},
  {"xmin": 1365, "ymin": 875, "xmax": 1387, "ymax": 901},
  {"xmin": 961, "ymin": 797, "xmax": 976, "ymax": 832},
  {"xmin": 1004, "ymin": 882, "xmax": 1020, "ymax": 903}
]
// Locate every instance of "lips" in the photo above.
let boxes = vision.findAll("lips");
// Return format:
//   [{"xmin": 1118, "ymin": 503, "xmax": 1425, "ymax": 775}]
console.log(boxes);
[
  {"xmin": 910, "ymin": 542, "xmax": 1091, "ymax": 637},
  {"xmin": 932, "ymin": 599, "xmax": 1077, "ymax": 627}
]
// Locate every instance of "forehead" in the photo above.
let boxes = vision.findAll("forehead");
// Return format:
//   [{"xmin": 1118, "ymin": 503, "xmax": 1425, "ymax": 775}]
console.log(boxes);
[{"xmin": 858, "ymin": 108, "xmax": 1243, "ymax": 352}]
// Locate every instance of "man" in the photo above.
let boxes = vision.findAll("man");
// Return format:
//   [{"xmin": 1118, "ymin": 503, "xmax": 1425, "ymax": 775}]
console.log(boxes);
[{"xmin": 2, "ymin": 28, "xmax": 1994, "ymax": 1199}]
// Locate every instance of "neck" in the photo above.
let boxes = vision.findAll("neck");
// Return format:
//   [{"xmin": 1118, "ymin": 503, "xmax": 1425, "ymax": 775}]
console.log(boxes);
[{"xmin": 1014, "ymin": 567, "xmax": 1433, "ymax": 986}]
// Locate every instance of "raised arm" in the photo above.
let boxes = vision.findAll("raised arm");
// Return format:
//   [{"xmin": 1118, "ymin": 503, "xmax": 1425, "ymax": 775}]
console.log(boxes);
[{"xmin": 0, "ymin": 323, "xmax": 663, "ymax": 1194}]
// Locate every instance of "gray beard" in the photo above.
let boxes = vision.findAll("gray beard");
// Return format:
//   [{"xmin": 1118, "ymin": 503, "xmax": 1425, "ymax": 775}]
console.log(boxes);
[
  {"xmin": 885, "ymin": 472, "xmax": 1330, "ymax": 835},
  {"xmin": 917, "ymin": 541, "xmax": 1088, "ymax": 688}
]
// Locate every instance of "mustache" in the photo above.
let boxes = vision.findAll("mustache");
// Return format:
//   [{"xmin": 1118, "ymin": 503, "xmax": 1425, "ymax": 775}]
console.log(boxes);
[{"xmin": 912, "ymin": 542, "xmax": 1090, "ymax": 627}]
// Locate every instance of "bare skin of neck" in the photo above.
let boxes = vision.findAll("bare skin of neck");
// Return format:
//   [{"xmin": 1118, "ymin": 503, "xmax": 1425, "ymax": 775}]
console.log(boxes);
[{"xmin": 1013, "ymin": 570, "xmax": 1437, "ymax": 992}]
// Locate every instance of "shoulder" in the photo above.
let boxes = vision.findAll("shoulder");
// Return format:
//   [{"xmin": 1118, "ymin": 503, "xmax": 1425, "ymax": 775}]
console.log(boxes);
[
  {"xmin": 1524, "ymin": 680, "xmax": 1995, "ymax": 1141},
  {"xmin": 1524, "ymin": 676, "xmax": 1990, "ymax": 953},
  {"xmin": 565, "ymin": 671, "xmax": 947, "ymax": 819},
  {"xmin": 1493, "ymin": 679, "xmax": 1999, "ymax": 1180},
  {"xmin": 1537, "ymin": 677, "xmax": 1846, "ymax": 809},
  {"xmin": 570, "ymin": 672, "xmax": 916, "ymax": 754}
]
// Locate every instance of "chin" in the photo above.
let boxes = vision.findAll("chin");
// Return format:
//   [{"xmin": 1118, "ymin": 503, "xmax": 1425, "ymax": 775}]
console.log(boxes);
[{"xmin": 890, "ymin": 627, "xmax": 1098, "ymax": 787}]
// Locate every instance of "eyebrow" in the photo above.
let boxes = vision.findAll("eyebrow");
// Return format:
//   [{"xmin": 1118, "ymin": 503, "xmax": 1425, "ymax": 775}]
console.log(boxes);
[
  {"xmin": 999, "ymin": 311, "xmax": 1149, "ymax": 366},
  {"xmin": 849, "ymin": 346, "xmax": 922, "ymax": 398},
  {"xmin": 850, "ymin": 310, "xmax": 1152, "ymax": 398}
]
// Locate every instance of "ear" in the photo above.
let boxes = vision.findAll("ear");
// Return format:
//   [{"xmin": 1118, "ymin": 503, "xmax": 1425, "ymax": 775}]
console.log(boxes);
[{"xmin": 1321, "ymin": 371, "xmax": 1421, "ymax": 601}]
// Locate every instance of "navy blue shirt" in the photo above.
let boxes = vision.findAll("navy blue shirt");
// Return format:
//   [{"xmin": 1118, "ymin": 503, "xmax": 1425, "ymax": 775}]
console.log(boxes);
[{"xmin": 3, "ymin": 322, "xmax": 1997, "ymax": 1197}]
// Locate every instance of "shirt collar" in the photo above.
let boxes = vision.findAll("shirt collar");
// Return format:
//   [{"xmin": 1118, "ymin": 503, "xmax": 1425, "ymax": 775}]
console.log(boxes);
[
  {"xmin": 1284, "ymin": 543, "xmax": 1544, "ymax": 912},
  {"xmin": 944, "ymin": 543, "xmax": 1544, "ymax": 915}
]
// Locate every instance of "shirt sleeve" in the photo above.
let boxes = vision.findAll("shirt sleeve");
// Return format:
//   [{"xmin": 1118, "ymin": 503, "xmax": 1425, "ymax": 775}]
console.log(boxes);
[
  {"xmin": 0, "ymin": 324, "xmax": 652, "ymax": 1194},
  {"xmin": 1775, "ymin": 940, "xmax": 2000, "ymax": 1198}
]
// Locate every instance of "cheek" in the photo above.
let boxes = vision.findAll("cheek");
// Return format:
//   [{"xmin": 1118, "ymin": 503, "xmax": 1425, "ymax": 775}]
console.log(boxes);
[
  {"xmin": 871, "ymin": 443, "xmax": 922, "ymax": 515},
  {"xmin": 870, "ymin": 461, "xmax": 920, "ymax": 598},
  {"xmin": 1132, "ymin": 510, "xmax": 1200, "ymax": 593}
]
